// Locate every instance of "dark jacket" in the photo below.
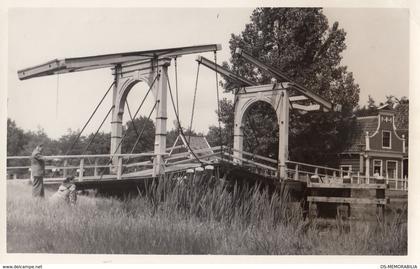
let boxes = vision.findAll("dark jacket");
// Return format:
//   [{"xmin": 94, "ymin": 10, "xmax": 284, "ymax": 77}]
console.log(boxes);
[{"xmin": 31, "ymin": 148, "xmax": 45, "ymax": 177}]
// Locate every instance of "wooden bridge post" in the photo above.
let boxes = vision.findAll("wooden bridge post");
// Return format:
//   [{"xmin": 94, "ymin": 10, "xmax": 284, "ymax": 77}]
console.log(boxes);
[
  {"xmin": 117, "ymin": 156, "xmax": 123, "ymax": 180},
  {"xmin": 110, "ymin": 65, "xmax": 123, "ymax": 173},
  {"xmin": 78, "ymin": 158, "xmax": 84, "ymax": 181},
  {"xmin": 29, "ymin": 168, "xmax": 33, "ymax": 183},
  {"xmin": 94, "ymin": 158, "xmax": 99, "ymax": 177},
  {"xmin": 277, "ymin": 90, "xmax": 289, "ymax": 180},
  {"xmin": 153, "ymin": 62, "xmax": 169, "ymax": 177},
  {"xmin": 294, "ymin": 165, "xmax": 299, "ymax": 181},
  {"xmin": 63, "ymin": 159, "xmax": 68, "ymax": 178},
  {"xmin": 233, "ymin": 99, "xmax": 244, "ymax": 165},
  {"xmin": 376, "ymin": 178, "xmax": 386, "ymax": 222}
]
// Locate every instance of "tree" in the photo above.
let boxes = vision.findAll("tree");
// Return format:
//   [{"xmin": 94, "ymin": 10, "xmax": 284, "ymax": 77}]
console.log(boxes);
[
  {"xmin": 383, "ymin": 95, "xmax": 408, "ymax": 130},
  {"xmin": 367, "ymin": 95, "xmax": 376, "ymax": 108},
  {"xmin": 242, "ymin": 102, "xmax": 279, "ymax": 158},
  {"xmin": 21, "ymin": 127, "xmax": 55, "ymax": 156},
  {"xmin": 121, "ymin": 116, "xmax": 155, "ymax": 154},
  {"xmin": 394, "ymin": 96, "xmax": 409, "ymax": 130},
  {"xmin": 355, "ymin": 95, "xmax": 379, "ymax": 117},
  {"xmin": 7, "ymin": 118, "xmax": 26, "ymax": 156},
  {"xmin": 166, "ymin": 120, "xmax": 181, "ymax": 148},
  {"xmin": 206, "ymin": 99, "xmax": 279, "ymax": 158},
  {"xmin": 355, "ymin": 95, "xmax": 409, "ymax": 130},
  {"xmin": 208, "ymin": 97, "xmax": 355, "ymax": 167},
  {"xmin": 7, "ymin": 119, "xmax": 28, "ymax": 174},
  {"xmin": 217, "ymin": 8, "xmax": 360, "ymax": 165},
  {"xmin": 207, "ymin": 98, "xmax": 234, "ymax": 148},
  {"xmin": 226, "ymin": 8, "xmax": 359, "ymax": 110},
  {"xmin": 55, "ymin": 129, "xmax": 87, "ymax": 155},
  {"xmin": 84, "ymin": 132, "xmax": 111, "ymax": 154}
]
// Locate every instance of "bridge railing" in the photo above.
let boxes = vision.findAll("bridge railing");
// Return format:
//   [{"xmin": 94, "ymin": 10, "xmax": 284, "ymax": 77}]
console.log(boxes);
[
  {"xmin": 217, "ymin": 147, "xmax": 278, "ymax": 178},
  {"xmin": 6, "ymin": 153, "xmax": 160, "ymax": 182},
  {"xmin": 7, "ymin": 147, "xmax": 408, "ymax": 191},
  {"xmin": 164, "ymin": 146, "xmax": 223, "ymax": 165},
  {"xmin": 285, "ymin": 161, "xmax": 408, "ymax": 191}
]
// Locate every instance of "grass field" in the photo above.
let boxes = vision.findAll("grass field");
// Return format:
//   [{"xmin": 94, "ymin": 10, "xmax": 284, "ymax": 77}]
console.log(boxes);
[{"xmin": 6, "ymin": 177, "xmax": 407, "ymax": 255}]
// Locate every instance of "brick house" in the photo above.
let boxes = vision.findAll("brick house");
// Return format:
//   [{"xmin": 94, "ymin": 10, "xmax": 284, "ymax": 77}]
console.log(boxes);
[{"xmin": 339, "ymin": 105, "xmax": 408, "ymax": 180}]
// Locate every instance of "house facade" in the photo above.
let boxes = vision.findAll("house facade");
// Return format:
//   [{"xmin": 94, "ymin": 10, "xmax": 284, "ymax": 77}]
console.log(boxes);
[{"xmin": 339, "ymin": 106, "xmax": 408, "ymax": 180}]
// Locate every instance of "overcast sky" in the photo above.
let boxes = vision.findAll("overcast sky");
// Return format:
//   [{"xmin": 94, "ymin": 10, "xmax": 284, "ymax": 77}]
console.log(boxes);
[{"xmin": 7, "ymin": 8, "xmax": 409, "ymax": 139}]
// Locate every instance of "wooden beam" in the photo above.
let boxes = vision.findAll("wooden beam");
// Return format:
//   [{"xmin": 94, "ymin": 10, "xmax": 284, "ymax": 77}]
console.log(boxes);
[
  {"xmin": 161, "ymin": 44, "xmax": 221, "ymax": 58},
  {"xmin": 6, "ymin": 152, "xmax": 163, "ymax": 160},
  {"xmin": 196, "ymin": 56, "xmax": 257, "ymax": 87},
  {"xmin": 307, "ymin": 196, "xmax": 389, "ymax": 205},
  {"xmin": 230, "ymin": 148, "xmax": 278, "ymax": 164},
  {"xmin": 236, "ymin": 83, "xmax": 291, "ymax": 95},
  {"xmin": 307, "ymin": 182, "xmax": 387, "ymax": 189},
  {"xmin": 18, "ymin": 44, "xmax": 221, "ymax": 80},
  {"xmin": 225, "ymin": 152, "xmax": 277, "ymax": 171},
  {"xmin": 112, "ymin": 58, "xmax": 172, "ymax": 76},
  {"xmin": 235, "ymin": 48, "xmax": 336, "ymax": 111},
  {"xmin": 289, "ymin": 95, "xmax": 309, "ymax": 102},
  {"xmin": 291, "ymin": 103, "xmax": 321, "ymax": 111}
]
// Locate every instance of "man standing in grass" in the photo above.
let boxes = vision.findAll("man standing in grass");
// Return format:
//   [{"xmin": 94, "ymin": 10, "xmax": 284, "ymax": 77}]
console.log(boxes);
[{"xmin": 31, "ymin": 143, "xmax": 45, "ymax": 198}]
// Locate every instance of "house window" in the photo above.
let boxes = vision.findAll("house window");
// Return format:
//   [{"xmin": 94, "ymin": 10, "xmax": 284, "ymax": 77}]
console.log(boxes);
[
  {"xmin": 382, "ymin": 131, "xmax": 391, "ymax": 149},
  {"xmin": 386, "ymin": 161, "xmax": 398, "ymax": 179},
  {"xmin": 340, "ymin": 165, "xmax": 352, "ymax": 176},
  {"xmin": 373, "ymin": 160, "xmax": 383, "ymax": 176}
]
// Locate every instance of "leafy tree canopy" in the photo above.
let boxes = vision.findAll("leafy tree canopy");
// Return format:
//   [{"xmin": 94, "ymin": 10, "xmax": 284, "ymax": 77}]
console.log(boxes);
[
  {"xmin": 122, "ymin": 116, "xmax": 156, "ymax": 154},
  {"xmin": 355, "ymin": 95, "xmax": 409, "ymax": 130},
  {"xmin": 226, "ymin": 8, "xmax": 360, "ymax": 111},
  {"xmin": 212, "ymin": 8, "xmax": 361, "ymax": 166},
  {"xmin": 7, "ymin": 119, "xmax": 26, "ymax": 156}
]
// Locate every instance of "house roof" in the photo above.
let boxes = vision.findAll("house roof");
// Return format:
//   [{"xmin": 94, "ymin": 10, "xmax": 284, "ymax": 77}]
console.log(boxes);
[
  {"xmin": 343, "ymin": 112, "xmax": 408, "ymax": 154},
  {"xmin": 170, "ymin": 135, "xmax": 214, "ymax": 158},
  {"xmin": 377, "ymin": 103, "xmax": 397, "ymax": 112},
  {"xmin": 396, "ymin": 129, "xmax": 408, "ymax": 139},
  {"xmin": 184, "ymin": 136, "xmax": 212, "ymax": 153},
  {"xmin": 345, "ymin": 116, "xmax": 378, "ymax": 152}
]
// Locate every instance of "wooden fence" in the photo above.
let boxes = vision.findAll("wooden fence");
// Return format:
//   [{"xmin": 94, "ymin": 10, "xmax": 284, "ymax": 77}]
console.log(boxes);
[{"xmin": 6, "ymin": 152, "xmax": 159, "ymax": 182}]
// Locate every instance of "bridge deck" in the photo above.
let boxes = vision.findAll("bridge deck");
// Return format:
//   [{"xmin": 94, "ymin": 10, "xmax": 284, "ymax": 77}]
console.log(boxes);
[
  {"xmin": 73, "ymin": 162, "xmax": 202, "ymax": 189},
  {"xmin": 7, "ymin": 147, "xmax": 408, "ymax": 191}
]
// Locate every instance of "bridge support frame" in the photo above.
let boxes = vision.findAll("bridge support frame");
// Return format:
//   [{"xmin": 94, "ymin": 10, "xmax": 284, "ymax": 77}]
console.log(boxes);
[
  {"xmin": 233, "ymin": 83, "xmax": 290, "ymax": 180},
  {"xmin": 110, "ymin": 59, "xmax": 171, "ymax": 177}
]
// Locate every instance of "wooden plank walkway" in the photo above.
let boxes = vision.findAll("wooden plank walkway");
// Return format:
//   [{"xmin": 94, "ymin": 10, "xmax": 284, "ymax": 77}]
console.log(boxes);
[{"xmin": 307, "ymin": 196, "xmax": 388, "ymax": 205}]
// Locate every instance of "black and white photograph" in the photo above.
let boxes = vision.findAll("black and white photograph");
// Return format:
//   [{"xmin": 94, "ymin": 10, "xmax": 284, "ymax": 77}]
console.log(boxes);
[{"xmin": 1, "ymin": 1, "xmax": 419, "ymax": 265}]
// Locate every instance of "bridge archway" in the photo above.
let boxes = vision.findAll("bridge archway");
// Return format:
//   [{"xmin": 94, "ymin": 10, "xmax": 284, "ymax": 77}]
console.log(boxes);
[
  {"xmin": 111, "ymin": 59, "xmax": 171, "ymax": 176},
  {"xmin": 116, "ymin": 79, "xmax": 157, "ymax": 154},
  {"xmin": 233, "ymin": 83, "xmax": 290, "ymax": 179},
  {"xmin": 240, "ymin": 100, "xmax": 279, "ymax": 158}
]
